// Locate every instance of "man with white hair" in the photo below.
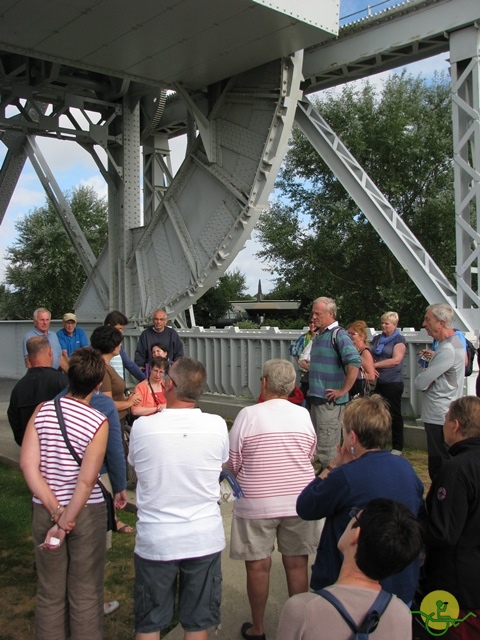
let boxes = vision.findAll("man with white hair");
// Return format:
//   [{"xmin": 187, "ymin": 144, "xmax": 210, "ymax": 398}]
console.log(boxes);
[
  {"xmin": 301, "ymin": 297, "xmax": 361, "ymax": 471},
  {"xmin": 415, "ymin": 303, "xmax": 465, "ymax": 480},
  {"xmin": 23, "ymin": 307, "xmax": 63, "ymax": 370},
  {"xmin": 227, "ymin": 359, "xmax": 320, "ymax": 640}
]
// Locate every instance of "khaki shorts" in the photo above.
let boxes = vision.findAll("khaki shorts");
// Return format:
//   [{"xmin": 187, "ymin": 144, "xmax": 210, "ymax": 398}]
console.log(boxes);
[{"xmin": 230, "ymin": 515, "xmax": 321, "ymax": 561}]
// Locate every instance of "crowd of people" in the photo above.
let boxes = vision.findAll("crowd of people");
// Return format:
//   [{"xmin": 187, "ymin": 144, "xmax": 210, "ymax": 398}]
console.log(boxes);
[{"xmin": 7, "ymin": 299, "xmax": 480, "ymax": 640}]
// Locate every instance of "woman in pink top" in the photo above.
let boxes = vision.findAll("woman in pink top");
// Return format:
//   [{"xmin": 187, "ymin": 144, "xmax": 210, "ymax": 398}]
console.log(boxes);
[
  {"xmin": 227, "ymin": 359, "xmax": 320, "ymax": 640},
  {"xmin": 20, "ymin": 348, "xmax": 111, "ymax": 640}
]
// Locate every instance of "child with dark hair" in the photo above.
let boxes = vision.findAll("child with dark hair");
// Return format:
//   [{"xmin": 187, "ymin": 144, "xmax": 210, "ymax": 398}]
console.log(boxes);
[{"xmin": 103, "ymin": 311, "xmax": 146, "ymax": 382}]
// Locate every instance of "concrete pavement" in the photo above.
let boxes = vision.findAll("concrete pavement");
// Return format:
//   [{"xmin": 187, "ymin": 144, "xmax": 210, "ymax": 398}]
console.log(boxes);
[{"xmin": 0, "ymin": 377, "xmax": 312, "ymax": 640}]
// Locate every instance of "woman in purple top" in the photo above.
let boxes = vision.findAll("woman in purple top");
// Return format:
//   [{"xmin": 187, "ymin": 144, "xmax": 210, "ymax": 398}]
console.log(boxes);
[{"xmin": 371, "ymin": 311, "xmax": 407, "ymax": 455}]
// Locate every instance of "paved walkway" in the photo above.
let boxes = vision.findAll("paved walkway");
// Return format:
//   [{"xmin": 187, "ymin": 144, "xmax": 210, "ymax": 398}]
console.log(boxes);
[{"xmin": 0, "ymin": 377, "xmax": 311, "ymax": 640}]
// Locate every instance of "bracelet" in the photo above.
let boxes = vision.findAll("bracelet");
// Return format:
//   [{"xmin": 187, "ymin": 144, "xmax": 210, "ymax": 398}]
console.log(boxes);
[
  {"xmin": 51, "ymin": 505, "xmax": 64, "ymax": 521},
  {"xmin": 326, "ymin": 465, "xmax": 334, "ymax": 472}
]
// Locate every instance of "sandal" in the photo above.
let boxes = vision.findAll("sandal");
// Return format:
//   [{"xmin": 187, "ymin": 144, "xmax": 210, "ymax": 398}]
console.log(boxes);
[
  {"xmin": 115, "ymin": 520, "xmax": 135, "ymax": 534},
  {"xmin": 241, "ymin": 622, "xmax": 266, "ymax": 640}
]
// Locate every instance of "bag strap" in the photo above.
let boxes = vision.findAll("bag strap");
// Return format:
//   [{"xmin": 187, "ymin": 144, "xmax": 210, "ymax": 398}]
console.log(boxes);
[
  {"xmin": 55, "ymin": 397, "xmax": 82, "ymax": 465},
  {"xmin": 54, "ymin": 398, "xmax": 110, "ymax": 500},
  {"xmin": 147, "ymin": 379, "xmax": 160, "ymax": 406},
  {"xmin": 316, "ymin": 588, "xmax": 392, "ymax": 639},
  {"xmin": 316, "ymin": 589, "xmax": 357, "ymax": 634},
  {"xmin": 331, "ymin": 327, "xmax": 346, "ymax": 373}
]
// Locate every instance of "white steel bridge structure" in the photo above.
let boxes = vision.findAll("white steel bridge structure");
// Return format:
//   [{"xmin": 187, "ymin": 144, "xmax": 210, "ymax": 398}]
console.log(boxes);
[{"xmin": 0, "ymin": 0, "xmax": 480, "ymax": 330}]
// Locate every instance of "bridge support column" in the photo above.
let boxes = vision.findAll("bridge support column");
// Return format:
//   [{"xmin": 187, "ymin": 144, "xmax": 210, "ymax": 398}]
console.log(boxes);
[
  {"xmin": 107, "ymin": 98, "xmax": 141, "ymax": 317},
  {"xmin": 451, "ymin": 26, "xmax": 480, "ymax": 324}
]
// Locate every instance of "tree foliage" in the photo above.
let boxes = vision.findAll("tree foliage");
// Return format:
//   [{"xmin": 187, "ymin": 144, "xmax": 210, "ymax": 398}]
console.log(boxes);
[
  {"xmin": 194, "ymin": 268, "xmax": 249, "ymax": 327},
  {"xmin": 256, "ymin": 71, "xmax": 454, "ymax": 327},
  {"xmin": 1, "ymin": 186, "xmax": 108, "ymax": 319}
]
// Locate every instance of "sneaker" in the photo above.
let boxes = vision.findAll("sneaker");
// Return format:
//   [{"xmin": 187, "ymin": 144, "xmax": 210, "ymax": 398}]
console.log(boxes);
[
  {"xmin": 104, "ymin": 600, "xmax": 120, "ymax": 616},
  {"xmin": 391, "ymin": 449, "xmax": 403, "ymax": 456}
]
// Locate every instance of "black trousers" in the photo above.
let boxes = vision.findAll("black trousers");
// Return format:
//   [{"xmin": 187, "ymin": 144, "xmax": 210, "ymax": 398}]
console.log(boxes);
[
  {"xmin": 375, "ymin": 381, "xmax": 404, "ymax": 451},
  {"xmin": 424, "ymin": 422, "xmax": 450, "ymax": 481}
]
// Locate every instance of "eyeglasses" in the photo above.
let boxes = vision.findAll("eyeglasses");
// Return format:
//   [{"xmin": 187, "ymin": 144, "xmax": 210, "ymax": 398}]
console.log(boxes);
[
  {"xmin": 349, "ymin": 506, "xmax": 361, "ymax": 525},
  {"xmin": 347, "ymin": 331, "xmax": 358, "ymax": 337},
  {"xmin": 163, "ymin": 370, "xmax": 177, "ymax": 387}
]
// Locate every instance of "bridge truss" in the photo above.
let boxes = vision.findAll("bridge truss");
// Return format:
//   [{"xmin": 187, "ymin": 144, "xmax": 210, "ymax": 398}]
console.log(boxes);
[{"xmin": 0, "ymin": 0, "xmax": 479, "ymax": 329}]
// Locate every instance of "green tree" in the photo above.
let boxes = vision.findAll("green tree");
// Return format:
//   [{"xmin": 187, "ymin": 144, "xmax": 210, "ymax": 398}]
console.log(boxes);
[
  {"xmin": 256, "ymin": 71, "xmax": 454, "ymax": 327},
  {"xmin": 194, "ymin": 268, "xmax": 248, "ymax": 327},
  {"xmin": 2, "ymin": 185, "xmax": 108, "ymax": 319}
]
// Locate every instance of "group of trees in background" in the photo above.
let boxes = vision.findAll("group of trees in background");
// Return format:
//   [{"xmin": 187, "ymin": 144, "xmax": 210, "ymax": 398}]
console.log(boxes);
[
  {"xmin": 256, "ymin": 71, "xmax": 455, "ymax": 328},
  {"xmin": 0, "ymin": 71, "xmax": 456, "ymax": 328},
  {"xmin": 193, "ymin": 269, "xmax": 250, "ymax": 327},
  {"xmin": 0, "ymin": 186, "xmax": 108, "ymax": 319}
]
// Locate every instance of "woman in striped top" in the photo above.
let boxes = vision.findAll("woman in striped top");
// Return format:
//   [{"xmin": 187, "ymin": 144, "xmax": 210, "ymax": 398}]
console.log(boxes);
[{"xmin": 20, "ymin": 347, "xmax": 109, "ymax": 640}]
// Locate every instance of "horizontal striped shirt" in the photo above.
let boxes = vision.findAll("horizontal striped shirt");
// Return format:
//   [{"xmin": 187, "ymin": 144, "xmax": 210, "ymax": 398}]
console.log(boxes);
[
  {"xmin": 32, "ymin": 396, "xmax": 106, "ymax": 506},
  {"xmin": 309, "ymin": 324, "xmax": 361, "ymax": 403},
  {"xmin": 227, "ymin": 399, "xmax": 316, "ymax": 518}
]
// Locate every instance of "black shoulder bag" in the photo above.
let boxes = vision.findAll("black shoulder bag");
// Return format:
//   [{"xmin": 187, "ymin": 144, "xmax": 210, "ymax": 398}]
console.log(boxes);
[{"xmin": 54, "ymin": 398, "xmax": 116, "ymax": 532}]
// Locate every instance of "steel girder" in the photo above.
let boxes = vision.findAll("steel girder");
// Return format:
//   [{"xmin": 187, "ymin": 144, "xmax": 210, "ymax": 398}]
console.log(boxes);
[
  {"xmin": 302, "ymin": 0, "xmax": 480, "ymax": 93},
  {"xmin": 295, "ymin": 96, "xmax": 473, "ymax": 332},
  {"xmin": 0, "ymin": 137, "xmax": 27, "ymax": 225},
  {"xmin": 24, "ymin": 135, "xmax": 110, "ymax": 304},
  {"xmin": 142, "ymin": 134, "xmax": 173, "ymax": 228},
  {"xmin": 75, "ymin": 54, "xmax": 304, "ymax": 323},
  {"xmin": 451, "ymin": 26, "xmax": 480, "ymax": 329}
]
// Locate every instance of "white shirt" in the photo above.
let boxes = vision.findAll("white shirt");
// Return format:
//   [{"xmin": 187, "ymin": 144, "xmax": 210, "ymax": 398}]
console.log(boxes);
[{"xmin": 129, "ymin": 408, "xmax": 229, "ymax": 561}]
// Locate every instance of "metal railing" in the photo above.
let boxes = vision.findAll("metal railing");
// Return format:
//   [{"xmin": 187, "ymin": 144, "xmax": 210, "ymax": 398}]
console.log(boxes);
[
  {"xmin": 340, "ymin": 0, "xmax": 405, "ymax": 26},
  {"xmin": 1, "ymin": 321, "xmax": 476, "ymax": 416}
]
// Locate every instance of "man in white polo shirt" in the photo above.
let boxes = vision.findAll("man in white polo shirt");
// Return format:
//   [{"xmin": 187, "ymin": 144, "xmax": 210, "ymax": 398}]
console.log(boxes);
[{"xmin": 129, "ymin": 357, "xmax": 228, "ymax": 640}]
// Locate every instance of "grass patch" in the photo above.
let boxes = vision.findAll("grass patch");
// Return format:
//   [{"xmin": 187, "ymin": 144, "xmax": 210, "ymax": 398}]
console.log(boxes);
[
  {"xmin": 0, "ymin": 463, "xmax": 141, "ymax": 639},
  {"xmin": 404, "ymin": 448, "xmax": 431, "ymax": 494}
]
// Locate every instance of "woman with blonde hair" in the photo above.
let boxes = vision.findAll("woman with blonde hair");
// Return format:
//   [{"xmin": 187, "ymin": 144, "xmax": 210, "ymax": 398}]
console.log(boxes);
[
  {"xmin": 347, "ymin": 321, "xmax": 376, "ymax": 398},
  {"xmin": 297, "ymin": 395, "xmax": 423, "ymax": 605},
  {"xmin": 371, "ymin": 311, "xmax": 407, "ymax": 455}
]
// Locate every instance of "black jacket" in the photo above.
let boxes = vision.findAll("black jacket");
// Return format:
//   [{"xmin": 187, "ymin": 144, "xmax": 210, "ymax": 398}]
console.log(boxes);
[
  {"xmin": 7, "ymin": 367, "xmax": 68, "ymax": 445},
  {"xmin": 425, "ymin": 437, "xmax": 480, "ymax": 608}
]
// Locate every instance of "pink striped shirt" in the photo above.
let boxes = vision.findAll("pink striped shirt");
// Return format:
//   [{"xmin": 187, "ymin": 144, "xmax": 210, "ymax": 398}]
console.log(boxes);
[
  {"xmin": 32, "ymin": 396, "xmax": 106, "ymax": 506},
  {"xmin": 227, "ymin": 399, "xmax": 316, "ymax": 518}
]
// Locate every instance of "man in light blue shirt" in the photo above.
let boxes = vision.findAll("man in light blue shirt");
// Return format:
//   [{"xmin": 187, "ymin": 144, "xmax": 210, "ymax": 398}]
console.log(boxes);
[
  {"xmin": 57, "ymin": 312, "xmax": 88, "ymax": 357},
  {"xmin": 415, "ymin": 303, "xmax": 465, "ymax": 480},
  {"xmin": 23, "ymin": 307, "xmax": 63, "ymax": 370}
]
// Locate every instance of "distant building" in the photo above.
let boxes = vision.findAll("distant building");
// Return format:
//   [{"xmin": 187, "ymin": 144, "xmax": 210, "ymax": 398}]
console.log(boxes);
[{"xmin": 215, "ymin": 280, "xmax": 300, "ymax": 327}]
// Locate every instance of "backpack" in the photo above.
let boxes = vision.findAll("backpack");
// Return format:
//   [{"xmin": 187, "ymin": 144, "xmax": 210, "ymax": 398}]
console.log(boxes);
[
  {"xmin": 465, "ymin": 337, "xmax": 476, "ymax": 377},
  {"xmin": 316, "ymin": 588, "xmax": 393, "ymax": 640},
  {"xmin": 450, "ymin": 328, "xmax": 476, "ymax": 377},
  {"xmin": 331, "ymin": 326, "xmax": 346, "ymax": 372},
  {"xmin": 332, "ymin": 328, "xmax": 374, "ymax": 397}
]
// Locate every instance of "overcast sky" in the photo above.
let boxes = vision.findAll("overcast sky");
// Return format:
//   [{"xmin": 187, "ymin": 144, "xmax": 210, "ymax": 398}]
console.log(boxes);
[{"xmin": 0, "ymin": 1, "xmax": 450, "ymax": 295}]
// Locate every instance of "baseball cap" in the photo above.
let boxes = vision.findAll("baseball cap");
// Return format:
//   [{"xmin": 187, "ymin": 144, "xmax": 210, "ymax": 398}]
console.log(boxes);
[{"xmin": 63, "ymin": 313, "xmax": 77, "ymax": 322}]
